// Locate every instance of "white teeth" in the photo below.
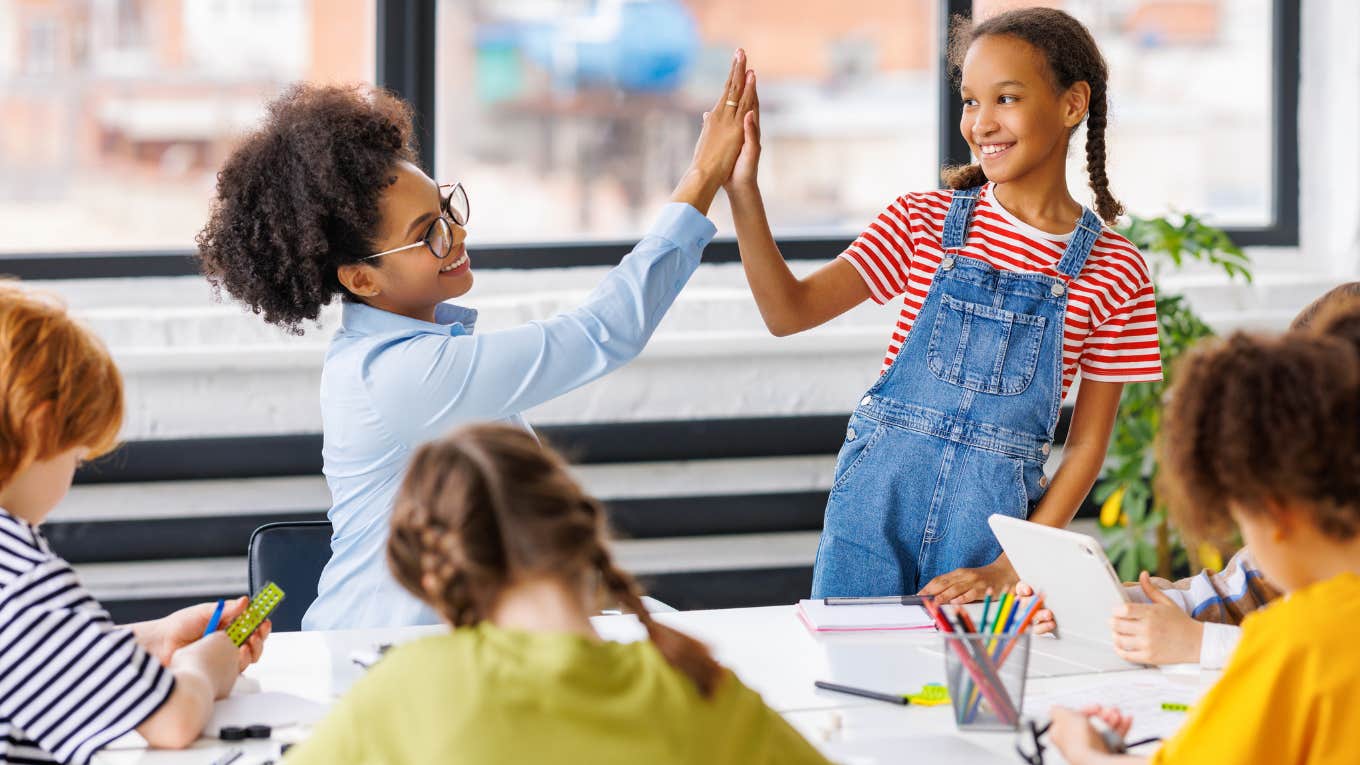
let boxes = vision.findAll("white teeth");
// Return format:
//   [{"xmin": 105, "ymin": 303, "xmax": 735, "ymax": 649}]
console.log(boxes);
[
  {"xmin": 981, "ymin": 143, "xmax": 1013, "ymax": 156},
  {"xmin": 440, "ymin": 253, "xmax": 468, "ymax": 272}
]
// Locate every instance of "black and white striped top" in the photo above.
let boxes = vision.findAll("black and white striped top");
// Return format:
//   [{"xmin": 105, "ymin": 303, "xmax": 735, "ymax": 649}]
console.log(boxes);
[{"xmin": 1, "ymin": 508, "xmax": 174, "ymax": 764}]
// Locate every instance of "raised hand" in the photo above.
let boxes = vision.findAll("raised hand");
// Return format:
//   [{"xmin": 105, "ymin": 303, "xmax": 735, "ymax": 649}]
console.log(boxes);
[
  {"xmin": 726, "ymin": 70, "xmax": 760, "ymax": 191},
  {"xmin": 693, "ymin": 49, "xmax": 757, "ymax": 182}
]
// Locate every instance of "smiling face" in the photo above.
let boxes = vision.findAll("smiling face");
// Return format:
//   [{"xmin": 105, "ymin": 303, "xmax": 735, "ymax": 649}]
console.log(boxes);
[
  {"xmin": 339, "ymin": 160, "xmax": 472, "ymax": 321},
  {"xmin": 959, "ymin": 35, "xmax": 1088, "ymax": 186}
]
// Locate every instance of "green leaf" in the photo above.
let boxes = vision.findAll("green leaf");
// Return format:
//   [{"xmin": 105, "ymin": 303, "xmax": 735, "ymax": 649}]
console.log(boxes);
[{"xmin": 1100, "ymin": 211, "xmax": 1253, "ymax": 572}]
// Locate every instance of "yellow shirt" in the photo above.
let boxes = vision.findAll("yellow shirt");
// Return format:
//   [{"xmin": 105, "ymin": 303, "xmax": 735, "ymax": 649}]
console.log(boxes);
[
  {"xmin": 286, "ymin": 622, "xmax": 831, "ymax": 765},
  {"xmin": 1153, "ymin": 572, "xmax": 1360, "ymax": 765}
]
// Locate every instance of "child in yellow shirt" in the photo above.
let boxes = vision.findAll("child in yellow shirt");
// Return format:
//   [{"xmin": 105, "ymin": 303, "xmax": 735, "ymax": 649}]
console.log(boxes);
[
  {"xmin": 285, "ymin": 424, "xmax": 831, "ymax": 765},
  {"xmin": 1049, "ymin": 296, "xmax": 1360, "ymax": 764},
  {"xmin": 1026, "ymin": 283, "xmax": 1358, "ymax": 669}
]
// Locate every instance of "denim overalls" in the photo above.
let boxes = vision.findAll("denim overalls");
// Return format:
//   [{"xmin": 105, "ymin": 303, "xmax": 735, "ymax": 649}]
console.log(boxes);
[{"xmin": 811, "ymin": 187, "xmax": 1103, "ymax": 597}]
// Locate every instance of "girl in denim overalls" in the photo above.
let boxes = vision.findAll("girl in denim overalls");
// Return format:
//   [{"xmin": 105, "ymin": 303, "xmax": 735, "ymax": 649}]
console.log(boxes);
[{"xmin": 724, "ymin": 8, "xmax": 1163, "ymax": 601}]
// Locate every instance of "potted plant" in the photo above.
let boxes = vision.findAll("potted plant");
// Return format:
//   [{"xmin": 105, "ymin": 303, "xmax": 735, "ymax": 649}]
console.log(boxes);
[{"xmin": 1094, "ymin": 213, "xmax": 1253, "ymax": 581}]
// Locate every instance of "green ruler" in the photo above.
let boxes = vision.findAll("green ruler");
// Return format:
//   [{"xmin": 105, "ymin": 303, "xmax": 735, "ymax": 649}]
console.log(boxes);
[{"xmin": 226, "ymin": 582, "xmax": 285, "ymax": 646}]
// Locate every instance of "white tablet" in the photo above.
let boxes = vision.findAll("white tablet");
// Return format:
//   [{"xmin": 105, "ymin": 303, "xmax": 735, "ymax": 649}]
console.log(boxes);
[{"xmin": 988, "ymin": 514, "xmax": 1140, "ymax": 673}]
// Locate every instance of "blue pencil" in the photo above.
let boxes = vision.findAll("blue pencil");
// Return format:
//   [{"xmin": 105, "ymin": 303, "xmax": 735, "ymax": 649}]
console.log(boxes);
[{"xmin": 203, "ymin": 599, "xmax": 226, "ymax": 637}]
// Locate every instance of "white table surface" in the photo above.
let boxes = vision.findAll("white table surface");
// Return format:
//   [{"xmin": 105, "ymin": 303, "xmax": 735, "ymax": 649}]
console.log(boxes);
[{"xmin": 95, "ymin": 605, "xmax": 1218, "ymax": 764}]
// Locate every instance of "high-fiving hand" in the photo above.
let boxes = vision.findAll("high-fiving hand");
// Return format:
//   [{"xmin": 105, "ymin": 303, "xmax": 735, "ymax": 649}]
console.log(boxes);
[
  {"xmin": 671, "ymin": 49, "xmax": 758, "ymax": 214},
  {"xmin": 726, "ymin": 61, "xmax": 760, "ymax": 191},
  {"xmin": 690, "ymin": 49, "xmax": 758, "ymax": 185}
]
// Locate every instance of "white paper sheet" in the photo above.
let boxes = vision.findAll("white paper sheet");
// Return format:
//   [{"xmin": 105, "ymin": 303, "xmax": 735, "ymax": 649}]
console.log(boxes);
[
  {"xmin": 1024, "ymin": 674, "xmax": 1212, "ymax": 745},
  {"xmin": 203, "ymin": 691, "xmax": 328, "ymax": 737}
]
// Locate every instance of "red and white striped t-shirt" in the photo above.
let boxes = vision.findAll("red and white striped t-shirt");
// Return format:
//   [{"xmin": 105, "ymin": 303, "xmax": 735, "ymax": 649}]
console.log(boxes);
[{"xmin": 839, "ymin": 184, "xmax": 1163, "ymax": 399}]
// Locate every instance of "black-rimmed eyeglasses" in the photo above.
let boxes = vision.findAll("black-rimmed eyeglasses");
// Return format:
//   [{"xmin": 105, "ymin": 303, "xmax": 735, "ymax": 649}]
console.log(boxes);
[{"xmin": 363, "ymin": 182, "xmax": 469, "ymax": 261}]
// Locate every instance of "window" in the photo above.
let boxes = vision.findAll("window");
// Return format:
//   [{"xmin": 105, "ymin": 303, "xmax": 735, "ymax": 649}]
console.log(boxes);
[
  {"xmin": 0, "ymin": 0, "xmax": 1299, "ymax": 275},
  {"xmin": 433, "ymin": 0, "xmax": 940, "ymax": 243},
  {"xmin": 968, "ymin": 0, "xmax": 1296, "ymax": 242},
  {"xmin": 0, "ymin": 0, "xmax": 375, "ymax": 256}
]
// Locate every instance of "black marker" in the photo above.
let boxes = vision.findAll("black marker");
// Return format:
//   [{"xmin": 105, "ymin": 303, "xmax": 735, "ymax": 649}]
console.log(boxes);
[{"xmin": 814, "ymin": 680, "xmax": 910, "ymax": 705}]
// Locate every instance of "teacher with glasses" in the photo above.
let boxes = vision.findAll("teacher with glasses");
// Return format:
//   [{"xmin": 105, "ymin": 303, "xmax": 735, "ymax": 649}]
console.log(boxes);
[{"xmin": 197, "ymin": 53, "xmax": 759, "ymax": 629}]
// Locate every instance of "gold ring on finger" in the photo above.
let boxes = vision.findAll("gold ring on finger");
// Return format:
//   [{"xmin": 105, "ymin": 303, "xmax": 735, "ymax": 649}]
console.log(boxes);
[{"xmin": 725, "ymin": 100, "xmax": 738, "ymax": 108}]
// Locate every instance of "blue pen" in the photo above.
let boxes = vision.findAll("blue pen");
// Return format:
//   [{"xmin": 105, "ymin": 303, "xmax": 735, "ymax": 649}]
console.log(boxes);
[{"xmin": 203, "ymin": 599, "xmax": 226, "ymax": 637}]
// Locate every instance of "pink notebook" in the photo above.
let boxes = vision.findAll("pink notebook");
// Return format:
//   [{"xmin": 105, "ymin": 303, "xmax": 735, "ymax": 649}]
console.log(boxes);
[{"xmin": 797, "ymin": 599, "xmax": 938, "ymax": 633}]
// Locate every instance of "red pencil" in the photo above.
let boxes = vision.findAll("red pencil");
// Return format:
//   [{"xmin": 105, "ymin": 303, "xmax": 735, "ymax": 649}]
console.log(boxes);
[
  {"xmin": 955, "ymin": 606, "xmax": 979, "ymax": 633},
  {"xmin": 923, "ymin": 598, "xmax": 1018, "ymax": 724}
]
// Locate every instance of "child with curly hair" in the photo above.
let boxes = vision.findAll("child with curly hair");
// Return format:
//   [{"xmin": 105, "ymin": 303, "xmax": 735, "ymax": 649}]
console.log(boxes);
[
  {"xmin": 1024, "ymin": 282, "xmax": 1359, "ymax": 668},
  {"xmin": 1048, "ymin": 296, "xmax": 1360, "ymax": 764}
]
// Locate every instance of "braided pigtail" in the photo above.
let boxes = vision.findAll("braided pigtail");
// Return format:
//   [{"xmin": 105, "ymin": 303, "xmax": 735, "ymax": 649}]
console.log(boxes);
[
  {"xmin": 387, "ymin": 438, "xmax": 510, "ymax": 627},
  {"xmin": 1084, "ymin": 79, "xmax": 1124, "ymax": 225},
  {"xmin": 390, "ymin": 422, "xmax": 726, "ymax": 700},
  {"xmin": 593, "ymin": 540, "xmax": 724, "ymax": 698}
]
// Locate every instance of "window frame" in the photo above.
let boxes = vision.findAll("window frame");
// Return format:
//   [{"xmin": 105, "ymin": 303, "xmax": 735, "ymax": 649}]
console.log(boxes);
[{"xmin": 0, "ymin": 0, "xmax": 1300, "ymax": 279}]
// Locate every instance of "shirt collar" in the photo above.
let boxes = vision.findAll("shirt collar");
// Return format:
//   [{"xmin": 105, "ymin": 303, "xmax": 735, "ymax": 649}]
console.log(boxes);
[
  {"xmin": 0, "ymin": 506, "xmax": 44, "ymax": 552},
  {"xmin": 340, "ymin": 300, "xmax": 478, "ymax": 337}
]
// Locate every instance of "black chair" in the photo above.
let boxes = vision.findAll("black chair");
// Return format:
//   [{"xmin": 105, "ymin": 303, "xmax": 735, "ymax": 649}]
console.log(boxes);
[{"xmin": 247, "ymin": 520, "xmax": 334, "ymax": 632}]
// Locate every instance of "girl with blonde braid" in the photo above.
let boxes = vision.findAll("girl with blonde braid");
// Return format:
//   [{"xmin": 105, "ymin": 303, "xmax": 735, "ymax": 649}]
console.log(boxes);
[{"xmin": 286, "ymin": 424, "xmax": 830, "ymax": 765}]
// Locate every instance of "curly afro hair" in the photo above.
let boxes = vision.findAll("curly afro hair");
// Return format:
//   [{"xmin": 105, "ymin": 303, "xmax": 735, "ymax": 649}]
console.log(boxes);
[
  {"xmin": 1157, "ymin": 319, "xmax": 1360, "ymax": 545},
  {"xmin": 196, "ymin": 83, "xmax": 418, "ymax": 333}
]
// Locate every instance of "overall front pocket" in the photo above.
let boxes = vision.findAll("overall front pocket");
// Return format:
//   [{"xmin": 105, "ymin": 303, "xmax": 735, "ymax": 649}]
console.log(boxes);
[
  {"xmin": 829, "ymin": 413, "xmax": 887, "ymax": 493},
  {"xmin": 926, "ymin": 294, "xmax": 1047, "ymax": 395}
]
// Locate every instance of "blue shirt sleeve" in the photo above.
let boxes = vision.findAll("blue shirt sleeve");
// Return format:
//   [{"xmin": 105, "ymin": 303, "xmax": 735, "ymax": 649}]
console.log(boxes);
[{"xmin": 364, "ymin": 203, "xmax": 716, "ymax": 447}]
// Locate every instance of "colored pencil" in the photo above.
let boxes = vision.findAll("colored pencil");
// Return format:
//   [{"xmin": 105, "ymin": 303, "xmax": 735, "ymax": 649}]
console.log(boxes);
[
  {"xmin": 203, "ymin": 599, "xmax": 226, "ymax": 637},
  {"xmin": 994, "ymin": 596, "xmax": 1045, "ymax": 668},
  {"xmin": 923, "ymin": 598, "xmax": 1018, "ymax": 725}
]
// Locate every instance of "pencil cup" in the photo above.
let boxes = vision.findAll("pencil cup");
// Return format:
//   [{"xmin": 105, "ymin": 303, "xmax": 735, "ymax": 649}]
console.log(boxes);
[{"xmin": 941, "ymin": 632, "xmax": 1030, "ymax": 731}]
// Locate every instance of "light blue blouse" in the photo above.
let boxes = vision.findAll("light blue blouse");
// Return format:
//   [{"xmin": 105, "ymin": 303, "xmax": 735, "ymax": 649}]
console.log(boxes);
[{"xmin": 303, "ymin": 203, "xmax": 716, "ymax": 629}]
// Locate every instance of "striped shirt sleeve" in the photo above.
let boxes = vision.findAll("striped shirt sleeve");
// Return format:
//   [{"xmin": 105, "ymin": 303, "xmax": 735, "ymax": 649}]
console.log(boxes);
[
  {"xmin": 837, "ymin": 196, "xmax": 917, "ymax": 305},
  {"xmin": 1128, "ymin": 548, "xmax": 1279, "ymax": 625},
  {"xmin": 1078, "ymin": 256, "xmax": 1164, "ymax": 383},
  {"xmin": 0, "ymin": 556, "xmax": 174, "ymax": 764}
]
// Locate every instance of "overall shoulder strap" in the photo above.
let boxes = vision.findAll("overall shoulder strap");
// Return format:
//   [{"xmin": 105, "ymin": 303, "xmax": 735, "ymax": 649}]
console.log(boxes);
[
  {"xmin": 1054, "ymin": 208, "xmax": 1104, "ymax": 277},
  {"xmin": 941, "ymin": 186, "xmax": 983, "ymax": 251}
]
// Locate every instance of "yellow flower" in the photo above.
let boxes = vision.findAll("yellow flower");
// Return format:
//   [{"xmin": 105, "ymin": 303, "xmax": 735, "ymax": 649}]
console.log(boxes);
[
  {"xmin": 1198, "ymin": 542, "xmax": 1224, "ymax": 572},
  {"xmin": 1100, "ymin": 486, "xmax": 1126, "ymax": 527}
]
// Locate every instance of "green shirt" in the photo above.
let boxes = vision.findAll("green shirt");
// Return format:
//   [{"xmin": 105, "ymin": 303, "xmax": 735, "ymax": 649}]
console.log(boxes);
[{"xmin": 286, "ymin": 622, "xmax": 831, "ymax": 765}]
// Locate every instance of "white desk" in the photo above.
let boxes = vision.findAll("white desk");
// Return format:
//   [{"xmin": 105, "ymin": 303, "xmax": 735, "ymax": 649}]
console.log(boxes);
[{"xmin": 95, "ymin": 606, "xmax": 1217, "ymax": 764}]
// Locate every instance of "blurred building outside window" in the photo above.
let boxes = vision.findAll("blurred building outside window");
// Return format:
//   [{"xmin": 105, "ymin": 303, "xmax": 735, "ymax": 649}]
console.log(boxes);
[
  {"xmin": 0, "ymin": 0, "xmax": 374, "ymax": 254},
  {"xmin": 0, "ymin": 0, "xmax": 1281, "ymax": 257}
]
